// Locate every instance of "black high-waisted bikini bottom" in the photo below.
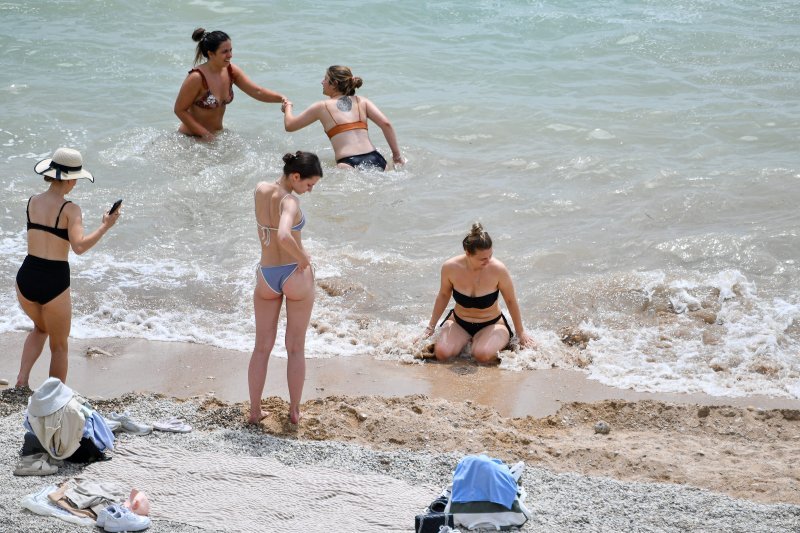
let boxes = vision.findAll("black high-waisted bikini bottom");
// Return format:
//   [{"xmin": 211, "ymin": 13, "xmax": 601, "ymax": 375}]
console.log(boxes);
[
  {"xmin": 440, "ymin": 308, "xmax": 513, "ymax": 338},
  {"xmin": 337, "ymin": 150, "xmax": 387, "ymax": 170},
  {"xmin": 16, "ymin": 255, "xmax": 70, "ymax": 305}
]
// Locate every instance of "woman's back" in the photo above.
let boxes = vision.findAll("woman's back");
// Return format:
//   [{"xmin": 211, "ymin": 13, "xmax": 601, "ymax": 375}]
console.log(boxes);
[
  {"xmin": 320, "ymin": 96, "xmax": 373, "ymax": 155},
  {"xmin": 26, "ymin": 193, "xmax": 72, "ymax": 261},
  {"xmin": 254, "ymin": 182, "xmax": 305, "ymax": 266}
]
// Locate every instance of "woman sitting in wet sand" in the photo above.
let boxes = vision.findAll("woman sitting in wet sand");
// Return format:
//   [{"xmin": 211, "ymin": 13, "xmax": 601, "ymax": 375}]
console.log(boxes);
[
  {"xmin": 174, "ymin": 28, "xmax": 287, "ymax": 140},
  {"xmin": 281, "ymin": 65, "xmax": 403, "ymax": 170},
  {"xmin": 422, "ymin": 223, "xmax": 535, "ymax": 364},
  {"xmin": 248, "ymin": 152, "xmax": 322, "ymax": 425}
]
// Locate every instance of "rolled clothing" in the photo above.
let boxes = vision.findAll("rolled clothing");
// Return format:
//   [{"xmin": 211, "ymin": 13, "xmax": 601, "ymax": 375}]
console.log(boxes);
[
  {"xmin": 26, "ymin": 397, "xmax": 85, "ymax": 460},
  {"xmin": 65, "ymin": 479, "xmax": 127, "ymax": 514}
]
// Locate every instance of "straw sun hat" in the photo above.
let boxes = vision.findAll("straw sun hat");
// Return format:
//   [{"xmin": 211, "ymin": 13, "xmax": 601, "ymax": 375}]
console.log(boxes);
[{"xmin": 34, "ymin": 147, "xmax": 95, "ymax": 182}]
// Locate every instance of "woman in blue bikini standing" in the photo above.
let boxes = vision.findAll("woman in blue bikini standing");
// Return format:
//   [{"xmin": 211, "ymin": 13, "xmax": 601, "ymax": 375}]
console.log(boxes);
[
  {"xmin": 282, "ymin": 65, "xmax": 404, "ymax": 170},
  {"xmin": 248, "ymin": 151, "xmax": 322, "ymax": 425},
  {"xmin": 422, "ymin": 223, "xmax": 535, "ymax": 364}
]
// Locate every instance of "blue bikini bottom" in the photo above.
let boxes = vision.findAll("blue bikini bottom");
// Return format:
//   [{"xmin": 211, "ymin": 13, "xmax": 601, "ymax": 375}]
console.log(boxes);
[{"xmin": 259, "ymin": 263, "xmax": 298, "ymax": 295}]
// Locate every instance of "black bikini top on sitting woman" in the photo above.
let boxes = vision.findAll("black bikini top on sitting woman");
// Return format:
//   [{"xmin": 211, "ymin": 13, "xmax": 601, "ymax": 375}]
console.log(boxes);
[
  {"xmin": 452, "ymin": 288, "xmax": 500, "ymax": 309},
  {"xmin": 26, "ymin": 196, "xmax": 71, "ymax": 241},
  {"xmin": 190, "ymin": 64, "xmax": 235, "ymax": 109}
]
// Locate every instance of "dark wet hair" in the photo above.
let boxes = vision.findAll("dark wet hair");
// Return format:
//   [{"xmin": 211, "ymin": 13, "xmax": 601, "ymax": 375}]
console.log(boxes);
[
  {"xmin": 326, "ymin": 65, "xmax": 363, "ymax": 96},
  {"xmin": 282, "ymin": 151, "xmax": 323, "ymax": 179},
  {"xmin": 462, "ymin": 223, "xmax": 492, "ymax": 255},
  {"xmin": 192, "ymin": 28, "xmax": 230, "ymax": 65}
]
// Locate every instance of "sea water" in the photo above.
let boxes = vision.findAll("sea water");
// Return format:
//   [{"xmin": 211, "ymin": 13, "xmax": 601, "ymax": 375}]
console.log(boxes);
[{"xmin": 1, "ymin": 0, "xmax": 798, "ymax": 399}]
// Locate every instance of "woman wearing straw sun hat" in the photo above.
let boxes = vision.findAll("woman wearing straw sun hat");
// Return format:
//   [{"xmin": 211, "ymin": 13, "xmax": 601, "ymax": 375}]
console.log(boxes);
[{"xmin": 14, "ymin": 147, "xmax": 120, "ymax": 389}]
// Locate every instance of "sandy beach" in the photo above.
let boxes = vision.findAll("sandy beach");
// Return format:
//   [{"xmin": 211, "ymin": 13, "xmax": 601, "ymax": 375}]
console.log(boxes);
[{"xmin": 1, "ymin": 333, "xmax": 800, "ymax": 532}]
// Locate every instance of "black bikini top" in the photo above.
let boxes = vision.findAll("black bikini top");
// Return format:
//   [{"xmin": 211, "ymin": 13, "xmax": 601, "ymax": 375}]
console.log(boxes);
[
  {"xmin": 452, "ymin": 288, "xmax": 499, "ymax": 309},
  {"xmin": 26, "ymin": 197, "xmax": 70, "ymax": 241}
]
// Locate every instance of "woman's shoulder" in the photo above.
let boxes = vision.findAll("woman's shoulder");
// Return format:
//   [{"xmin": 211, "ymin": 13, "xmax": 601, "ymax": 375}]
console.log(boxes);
[
  {"xmin": 442, "ymin": 254, "xmax": 465, "ymax": 270},
  {"xmin": 61, "ymin": 200, "xmax": 82, "ymax": 219},
  {"xmin": 254, "ymin": 181, "xmax": 276, "ymax": 195},
  {"xmin": 488, "ymin": 258, "xmax": 511, "ymax": 278},
  {"xmin": 228, "ymin": 62, "xmax": 243, "ymax": 78}
]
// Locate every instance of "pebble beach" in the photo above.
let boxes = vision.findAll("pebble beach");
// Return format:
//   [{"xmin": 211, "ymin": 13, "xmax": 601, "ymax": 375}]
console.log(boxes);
[{"xmin": 1, "ymin": 380, "xmax": 799, "ymax": 532}]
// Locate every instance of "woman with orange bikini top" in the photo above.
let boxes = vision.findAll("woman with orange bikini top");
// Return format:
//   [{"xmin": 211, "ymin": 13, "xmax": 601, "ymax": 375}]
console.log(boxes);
[{"xmin": 281, "ymin": 65, "xmax": 405, "ymax": 170}]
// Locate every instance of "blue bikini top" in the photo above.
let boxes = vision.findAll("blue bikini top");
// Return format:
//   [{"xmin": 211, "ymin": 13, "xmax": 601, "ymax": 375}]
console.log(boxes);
[{"xmin": 256, "ymin": 192, "xmax": 305, "ymax": 247}]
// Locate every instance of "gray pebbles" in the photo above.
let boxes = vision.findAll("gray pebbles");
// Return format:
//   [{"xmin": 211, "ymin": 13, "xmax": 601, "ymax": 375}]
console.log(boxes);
[{"xmin": 1, "ymin": 392, "xmax": 797, "ymax": 532}]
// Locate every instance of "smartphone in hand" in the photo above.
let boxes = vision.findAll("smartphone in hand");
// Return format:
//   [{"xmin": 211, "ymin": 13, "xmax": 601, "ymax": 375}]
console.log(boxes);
[{"xmin": 109, "ymin": 199, "xmax": 123, "ymax": 215}]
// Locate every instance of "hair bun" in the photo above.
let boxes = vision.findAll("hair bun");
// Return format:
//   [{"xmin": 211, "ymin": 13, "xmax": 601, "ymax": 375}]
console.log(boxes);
[
  {"xmin": 282, "ymin": 152, "xmax": 297, "ymax": 164},
  {"xmin": 192, "ymin": 27, "xmax": 206, "ymax": 41},
  {"xmin": 470, "ymin": 222, "xmax": 484, "ymax": 236},
  {"xmin": 352, "ymin": 77, "xmax": 363, "ymax": 89}
]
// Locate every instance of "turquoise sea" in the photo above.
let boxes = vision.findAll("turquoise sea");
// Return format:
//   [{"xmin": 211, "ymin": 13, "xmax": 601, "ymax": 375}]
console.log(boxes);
[{"xmin": 1, "ymin": 0, "xmax": 799, "ymax": 399}]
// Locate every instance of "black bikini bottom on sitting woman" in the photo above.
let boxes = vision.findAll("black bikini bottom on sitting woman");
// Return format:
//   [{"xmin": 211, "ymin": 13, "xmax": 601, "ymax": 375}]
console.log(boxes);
[
  {"xmin": 439, "ymin": 308, "xmax": 514, "ymax": 338},
  {"xmin": 336, "ymin": 150, "xmax": 387, "ymax": 170},
  {"xmin": 16, "ymin": 255, "xmax": 70, "ymax": 305}
]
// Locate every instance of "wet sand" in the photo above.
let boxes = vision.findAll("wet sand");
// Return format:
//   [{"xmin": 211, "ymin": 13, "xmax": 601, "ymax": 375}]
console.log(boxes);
[{"xmin": 2, "ymin": 332, "xmax": 799, "ymax": 418}]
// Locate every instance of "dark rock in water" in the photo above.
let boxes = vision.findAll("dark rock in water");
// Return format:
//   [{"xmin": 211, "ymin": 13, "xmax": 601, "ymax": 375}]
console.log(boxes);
[
  {"xmin": 317, "ymin": 279, "xmax": 357, "ymax": 297},
  {"xmin": 691, "ymin": 309, "xmax": 717, "ymax": 324},
  {"xmin": 780, "ymin": 409, "xmax": 800, "ymax": 421},
  {"xmin": 697, "ymin": 406, "xmax": 711, "ymax": 418},
  {"xmin": 594, "ymin": 420, "xmax": 611, "ymax": 435},
  {"xmin": 560, "ymin": 327, "xmax": 598, "ymax": 350},
  {"xmin": 86, "ymin": 346, "xmax": 114, "ymax": 358}
]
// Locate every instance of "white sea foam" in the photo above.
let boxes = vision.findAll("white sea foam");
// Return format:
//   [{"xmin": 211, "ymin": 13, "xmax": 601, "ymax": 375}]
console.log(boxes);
[{"xmin": 577, "ymin": 271, "xmax": 800, "ymax": 398}]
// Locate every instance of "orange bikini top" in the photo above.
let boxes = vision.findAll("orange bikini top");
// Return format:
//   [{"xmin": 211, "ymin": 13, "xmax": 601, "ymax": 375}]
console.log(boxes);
[{"xmin": 324, "ymin": 96, "xmax": 368, "ymax": 139}]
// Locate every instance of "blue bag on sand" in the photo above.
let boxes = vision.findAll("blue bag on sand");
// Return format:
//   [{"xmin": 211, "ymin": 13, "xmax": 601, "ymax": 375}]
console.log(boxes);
[
  {"xmin": 451, "ymin": 455, "xmax": 517, "ymax": 508},
  {"xmin": 445, "ymin": 455, "xmax": 531, "ymax": 531}
]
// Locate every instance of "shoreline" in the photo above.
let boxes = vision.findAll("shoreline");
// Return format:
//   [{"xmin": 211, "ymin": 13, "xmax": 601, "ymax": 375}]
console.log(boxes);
[
  {"xmin": 1, "ymin": 332, "xmax": 799, "ymax": 530},
  {"xmin": 2, "ymin": 332, "xmax": 799, "ymax": 418}
]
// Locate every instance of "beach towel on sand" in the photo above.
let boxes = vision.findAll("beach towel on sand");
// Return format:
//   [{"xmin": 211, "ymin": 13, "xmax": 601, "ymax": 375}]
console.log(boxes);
[{"xmin": 80, "ymin": 437, "xmax": 436, "ymax": 531}]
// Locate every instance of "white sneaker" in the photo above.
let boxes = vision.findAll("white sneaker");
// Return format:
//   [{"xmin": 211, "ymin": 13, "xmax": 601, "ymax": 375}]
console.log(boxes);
[
  {"xmin": 98, "ymin": 504, "xmax": 151, "ymax": 532},
  {"xmin": 109, "ymin": 411, "xmax": 152, "ymax": 435}
]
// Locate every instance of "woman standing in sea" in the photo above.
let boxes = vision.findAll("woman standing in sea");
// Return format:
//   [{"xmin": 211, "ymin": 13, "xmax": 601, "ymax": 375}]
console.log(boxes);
[
  {"xmin": 248, "ymin": 152, "xmax": 322, "ymax": 425},
  {"xmin": 174, "ymin": 28, "xmax": 287, "ymax": 140},
  {"xmin": 15, "ymin": 148, "xmax": 120, "ymax": 388}
]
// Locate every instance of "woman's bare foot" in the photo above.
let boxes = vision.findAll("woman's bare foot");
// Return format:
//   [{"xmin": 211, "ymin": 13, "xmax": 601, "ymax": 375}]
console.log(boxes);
[
  {"xmin": 247, "ymin": 411, "xmax": 267, "ymax": 425},
  {"xmin": 288, "ymin": 407, "xmax": 301, "ymax": 425}
]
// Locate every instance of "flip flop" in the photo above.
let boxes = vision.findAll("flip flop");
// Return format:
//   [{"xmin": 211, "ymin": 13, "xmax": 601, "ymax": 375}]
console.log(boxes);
[
  {"xmin": 14, "ymin": 453, "xmax": 58, "ymax": 476},
  {"xmin": 152, "ymin": 417, "xmax": 192, "ymax": 433}
]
